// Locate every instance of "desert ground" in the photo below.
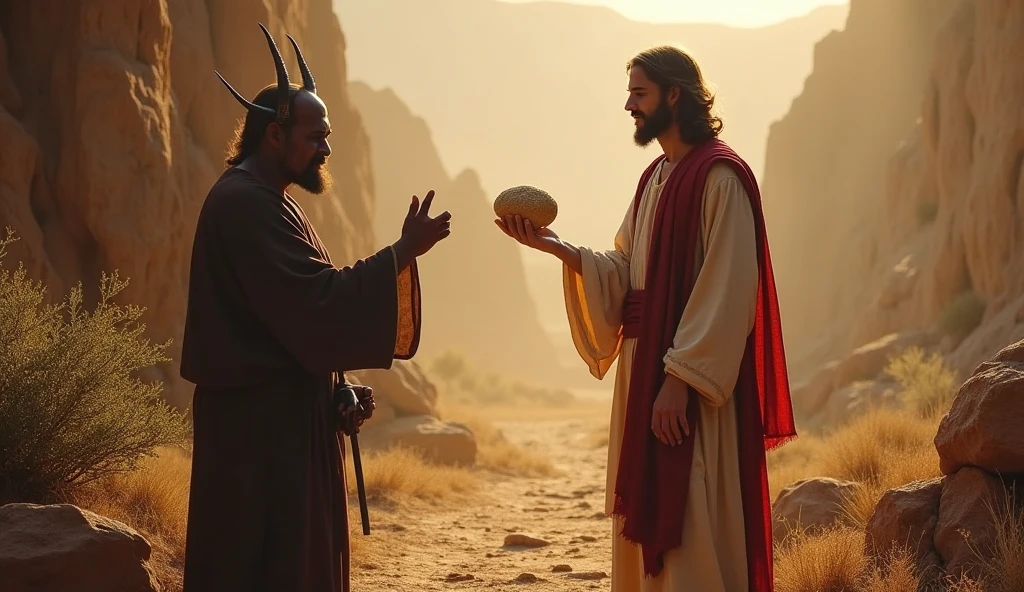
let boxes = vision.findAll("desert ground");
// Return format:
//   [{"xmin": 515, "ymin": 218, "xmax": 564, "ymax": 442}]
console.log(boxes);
[{"xmin": 349, "ymin": 405, "xmax": 616, "ymax": 591}]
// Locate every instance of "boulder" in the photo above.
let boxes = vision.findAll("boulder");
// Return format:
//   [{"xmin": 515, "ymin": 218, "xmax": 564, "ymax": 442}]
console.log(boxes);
[
  {"xmin": 864, "ymin": 479, "xmax": 942, "ymax": 572},
  {"xmin": 350, "ymin": 359, "xmax": 439, "ymax": 418},
  {"xmin": 934, "ymin": 338, "xmax": 1024, "ymax": 475},
  {"xmin": 0, "ymin": 503, "xmax": 159, "ymax": 592},
  {"xmin": 772, "ymin": 477, "xmax": 862, "ymax": 542},
  {"xmin": 361, "ymin": 415, "xmax": 477, "ymax": 466},
  {"xmin": 933, "ymin": 467, "xmax": 1009, "ymax": 579}
]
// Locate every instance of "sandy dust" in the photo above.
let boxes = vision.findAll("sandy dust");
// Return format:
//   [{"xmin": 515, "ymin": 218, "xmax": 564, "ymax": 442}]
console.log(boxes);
[{"xmin": 351, "ymin": 414, "xmax": 615, "ymax": 590}]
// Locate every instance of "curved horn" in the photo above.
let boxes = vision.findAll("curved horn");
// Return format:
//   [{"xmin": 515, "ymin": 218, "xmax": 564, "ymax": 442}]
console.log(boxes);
[
  {"xmin": 258, "ymin": 23, "xmax": 291, "ymax": 123},
  {"xmin": 286, "ymin": 34, "xmax": 316, "ymax": 93},
  {"xmin": 215, "ymin": 71, "xmax": 276, "ymax": 116}
]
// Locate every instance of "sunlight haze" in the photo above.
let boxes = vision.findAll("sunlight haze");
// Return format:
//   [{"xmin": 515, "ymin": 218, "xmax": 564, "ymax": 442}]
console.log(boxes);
[{"xmin": 499, "ymin": 0, "xmax": 849, "ymax": 27}]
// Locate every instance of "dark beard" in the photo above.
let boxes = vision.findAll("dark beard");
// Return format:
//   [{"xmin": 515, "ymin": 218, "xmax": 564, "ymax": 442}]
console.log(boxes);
[
  {"xmin": 292, "ymin": 159, "xmax": 333, "ymax": 194},
  {"xmin": 632, "ymin": 100, "xmax": 674, "ymax": 147}
]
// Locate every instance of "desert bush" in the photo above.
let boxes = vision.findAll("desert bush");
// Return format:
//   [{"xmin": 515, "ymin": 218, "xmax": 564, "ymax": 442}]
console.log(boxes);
[
  {"xmin": 938, "ymin": 291, "xmax": 986, "ymax": 344},
  {"xmin": 886, "ymin": 347, "xmax": 957, "ymax": 419},
  {"xmin": 0, "ymin": 229, "xmax": 191, "ymax": 502},
  {"xmin": 916, "ymin": 201, "xmax": 939, "ymax": 225}
]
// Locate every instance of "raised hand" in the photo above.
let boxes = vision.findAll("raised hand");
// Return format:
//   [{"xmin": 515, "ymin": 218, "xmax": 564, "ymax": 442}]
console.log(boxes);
[
  {"xmin": 395, "ymin": 190, "xmax": 452, "ymax": 262},
  {"xmin": 494, "ymin": 214, "xmax": 560, "ymax": 254}
]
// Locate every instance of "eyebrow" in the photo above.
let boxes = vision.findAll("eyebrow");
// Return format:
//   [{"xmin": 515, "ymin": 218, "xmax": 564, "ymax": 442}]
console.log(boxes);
[{"xmin": 628, "ymin": 85, "xmax": 648, "ymax": 92}]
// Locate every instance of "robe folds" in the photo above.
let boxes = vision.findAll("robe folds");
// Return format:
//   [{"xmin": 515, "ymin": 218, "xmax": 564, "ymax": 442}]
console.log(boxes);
[
  {"xmin": 563, "ymin": 139, "xmax": 796, "ymax": 591},
  {"xmin": 179, "ymin": 166, "xmax": 420, "ymax": 592}
]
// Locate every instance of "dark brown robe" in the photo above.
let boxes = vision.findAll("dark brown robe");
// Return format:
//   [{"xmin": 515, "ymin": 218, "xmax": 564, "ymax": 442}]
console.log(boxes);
[{"xmin": 178, "ymin": 167, "xmax": 420, "ymax": 592}]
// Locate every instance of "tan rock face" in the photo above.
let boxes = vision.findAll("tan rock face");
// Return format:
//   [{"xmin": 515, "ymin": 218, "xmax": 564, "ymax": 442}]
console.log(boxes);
[
  {"xmin": 0, "ymin": 1, "xmax": 383, "ymax": 410},
  {"xmin": 0, "ymin": 503, "xmax": 159, "ymax": 592},
  {"xmin": 760, "ymin": 0, "xmax": 961, "ymax": 371},
  {"xmin": 934, "ymin": 337, "xmax": 1024, "ymax": 475},
  {"xmin": 764, "ymin": 0, "xmax": 1024, "ymax": 387}
]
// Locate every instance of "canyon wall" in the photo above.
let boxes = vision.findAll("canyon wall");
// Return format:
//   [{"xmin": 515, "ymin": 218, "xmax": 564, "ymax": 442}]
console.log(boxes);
[
  {"xmin": 762, "ymin": 0, "xmax": 1024, "ymax": 420},
  {"xmin": 0, "ymin": 0, "xmax": 380, "ymax": 410}
]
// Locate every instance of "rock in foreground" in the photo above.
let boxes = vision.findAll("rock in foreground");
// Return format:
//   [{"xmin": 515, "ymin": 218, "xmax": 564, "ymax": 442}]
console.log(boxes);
[{"xmin": 0, "ymin": 503, "xmax": 159, "ymax": 592}]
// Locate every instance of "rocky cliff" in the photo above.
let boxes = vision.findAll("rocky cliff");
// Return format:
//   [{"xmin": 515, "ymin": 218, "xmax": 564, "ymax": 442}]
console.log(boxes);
[
  {"xmin": 762, "ymin": 0, "xmax": 1024, "ymax": 420},
  {"xmin": 0, "ymin": 0, "xmax": 380, "ymax": 410},
  {"xmin": 348, "ymin": 82, "xmax": 573, "ymax": 385}
]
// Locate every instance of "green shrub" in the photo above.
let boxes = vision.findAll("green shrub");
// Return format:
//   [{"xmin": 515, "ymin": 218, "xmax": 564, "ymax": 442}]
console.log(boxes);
[
  {"xmin": 0, "ymin": 229, "xmax": 191, "ymax": 502},
  {"xmin": 916, "ymin": 201, "xmax": 938, "ymax": 225},
  {"xmin": 938, "ymin": 290, "xmax": 986, "ymax": 344},
  {"xmin": 884, "ymin": 347, "xmax": 957, "ymax": 419}
]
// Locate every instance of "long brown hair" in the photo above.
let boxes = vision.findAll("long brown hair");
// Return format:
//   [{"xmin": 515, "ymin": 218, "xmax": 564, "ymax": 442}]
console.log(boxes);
[{"xmin": 627, "ymin": 46, "xmax": 724, "ymax": 145}]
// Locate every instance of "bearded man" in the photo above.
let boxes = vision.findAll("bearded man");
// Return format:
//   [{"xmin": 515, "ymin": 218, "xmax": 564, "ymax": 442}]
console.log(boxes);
[
  {"xmin": 497, "ymin": 46, "xmax": 797, "ymax": 591},
  {"xmin": 179, "ymin": 24, "xmax": 451, "ymax": 592}
]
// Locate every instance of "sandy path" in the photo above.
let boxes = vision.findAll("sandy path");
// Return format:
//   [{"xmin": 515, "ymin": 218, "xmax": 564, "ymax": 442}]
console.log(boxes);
[{"xmin": 351, "ymin": 415, "xmax": 615, "ymax": 591}]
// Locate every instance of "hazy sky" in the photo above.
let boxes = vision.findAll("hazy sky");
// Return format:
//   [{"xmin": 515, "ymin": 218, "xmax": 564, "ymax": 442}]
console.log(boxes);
[{"xmin": 499, "ymin": 0, "xmax": 849, "ymax": 27}]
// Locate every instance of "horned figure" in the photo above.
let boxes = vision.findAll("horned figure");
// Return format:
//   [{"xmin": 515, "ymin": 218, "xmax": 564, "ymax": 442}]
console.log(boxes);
[{"xmin": 215, "ymin": 23, "xmax": 317, "ymax": 124}]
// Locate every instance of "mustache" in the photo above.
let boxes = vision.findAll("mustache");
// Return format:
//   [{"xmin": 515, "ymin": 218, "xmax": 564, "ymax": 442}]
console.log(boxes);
[
  {"xmin": 630, "ymin": 111, "xmax": 645, "ymax": 120},
  {"xmin": 309, "ymin": 157, "xmax": 328, "ymax": 167}
]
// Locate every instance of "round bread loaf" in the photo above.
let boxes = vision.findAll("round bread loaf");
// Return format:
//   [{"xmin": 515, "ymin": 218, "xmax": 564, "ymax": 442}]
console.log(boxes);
[{"xmin": 493, "ymin": 185, "xmax": 558, "ymax": 229}]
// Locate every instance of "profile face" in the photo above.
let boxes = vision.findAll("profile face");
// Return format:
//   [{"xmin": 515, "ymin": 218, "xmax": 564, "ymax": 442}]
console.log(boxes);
[
  {"xmin": 280, "ymin": 91, "xmax": 333, "ymax": 194},
  {"xmin": 624, "ymin": 64, "xmax": 672, "ymax": 147}
]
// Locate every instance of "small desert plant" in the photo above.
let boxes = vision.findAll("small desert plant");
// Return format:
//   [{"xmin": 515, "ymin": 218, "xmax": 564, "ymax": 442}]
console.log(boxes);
[
  {"xmin": 916, "ymin": 201, "xmax": 939, "ymax": 225},
  {"xmin": 938, "ymin": 290, "xmax": 986, "ymax": 344},
  {"xmin": 885, "ymin": 347, "xmax": 957, "ymax": 419},
  {"xmin": 0, "ymin": 229, "xmax": 191, "ymax": 502}
]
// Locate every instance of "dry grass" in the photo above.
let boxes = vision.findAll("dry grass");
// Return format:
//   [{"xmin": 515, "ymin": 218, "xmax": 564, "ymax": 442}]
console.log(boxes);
[
  {"xmin": 768, "ymin": 406, "xmax": 942, "ymax": 525},
  {"xmin": 449, "ymin": 412, "xmax": 560, "ymax": 477},
  {"xmin": 769, "ymin": 346, "xmax": 1024, "ymax": 591},
  {"xmin": 344, "ymin": 444, "xmax": 481, "ymax": 507},
  {"xmin": 961, "ymin": 488, "xmax": 1024, "ymax": 592},
  {"xmin": 70, "ymin": 446, "xmax": 192, "ymax": 592},
  {"xmin": 774, "ymin": 526, "xmax": 868, "ymax": 592}
]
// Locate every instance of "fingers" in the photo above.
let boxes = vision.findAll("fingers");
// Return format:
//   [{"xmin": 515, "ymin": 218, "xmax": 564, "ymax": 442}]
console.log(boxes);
[
  {"xmin": 503, "ymin": 215, "xmax": 524, "ymax": 243},
  {"xmin": 651, "ymin": 412, "xmax": 668, "ymax": 446},
  {"xmin": 523, "ymin": 219, "xmax": 538, "ymax": 248},
  {"xmin": 651, "ymin": 409, "xmax": 688, "ymax": 446},
  {"xmin": 418, "ymin": 189, "xmax": 436, "ymax": 217},
  {"xmin": 666, "ymin": 414, "xmax": 683, "ymax": 446},
  {"xmin": 407, "ymin": 195, "xmax": 419, "ymax": 219}
]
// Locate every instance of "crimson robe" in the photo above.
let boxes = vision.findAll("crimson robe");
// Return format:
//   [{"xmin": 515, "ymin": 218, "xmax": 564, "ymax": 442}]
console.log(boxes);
[
  {"xmin": 612, "ymin": 139, "xmax": 797, "ymax": 590},
  {"xmin": 179, "ymin": 166, "xmax": 420, "ymax": 592}
]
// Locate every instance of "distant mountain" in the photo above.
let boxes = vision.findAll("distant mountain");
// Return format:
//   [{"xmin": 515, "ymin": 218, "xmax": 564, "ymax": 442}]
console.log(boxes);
[
  {"xmin": 350, "ymin": 81, "xmax": 578, "ymax": 386},
  {"xmin": 334, "ymin": 0, "xmax": 848, "ymax": 334}
]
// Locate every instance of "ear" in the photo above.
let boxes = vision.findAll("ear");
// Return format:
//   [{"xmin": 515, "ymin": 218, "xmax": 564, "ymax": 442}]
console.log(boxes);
[
  {"xmin": 666, "ymin": 86, "xmax": 680, "ymax": 107},
  {"xmin": 266, "ymin": 122, "xmax": 287, "ymax": 149}
]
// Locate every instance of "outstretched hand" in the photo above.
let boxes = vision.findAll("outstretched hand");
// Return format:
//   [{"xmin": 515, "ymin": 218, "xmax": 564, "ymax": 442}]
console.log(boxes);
[
  {"xmin": 494, "ymin": 215, "xmax": 560, "ymax": 254},
  {"xmin": 398, "ymin": 190, "xmax": 452, "ymax": 259}
]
